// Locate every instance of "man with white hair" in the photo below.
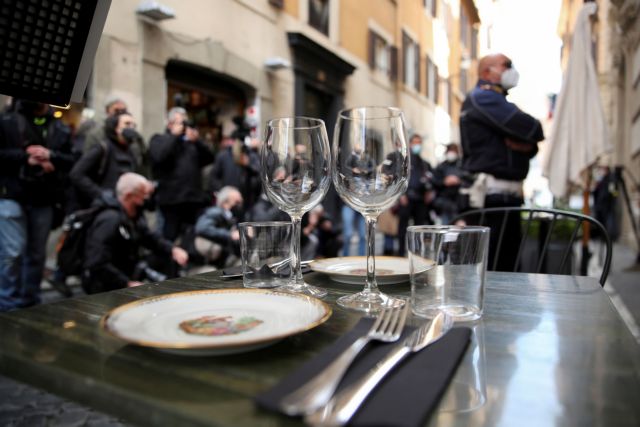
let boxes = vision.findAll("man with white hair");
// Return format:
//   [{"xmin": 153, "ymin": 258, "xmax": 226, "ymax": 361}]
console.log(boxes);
[
  {"xmin": 82, "ymin": 173, "xmax": 188, "ymax": 294},
  {"xmin": 149, "ymin": 106, "xmax": 214, "ymax": 247},
  {"xmin": 194, "ymin": 186, "xmax": 243, "ymax": 267}
]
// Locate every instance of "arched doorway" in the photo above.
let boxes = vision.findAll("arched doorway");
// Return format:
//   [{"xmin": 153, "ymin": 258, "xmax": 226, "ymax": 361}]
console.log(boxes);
[{"xmin": 165, "ymin": 60, "xmax": 255, "ymax": 152}]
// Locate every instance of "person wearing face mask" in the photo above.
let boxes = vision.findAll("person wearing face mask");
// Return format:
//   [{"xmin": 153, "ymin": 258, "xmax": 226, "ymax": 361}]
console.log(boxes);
[
  {"xmin": 459, "ymin": 53, "xmax": 544, "ymax": 270},
  {"xmin": 193, "ymin": 186, "xmax": 244, "ymax": 268},
  {"xmin": 81, "ymin": 173, "xmax": 188, "ymax": 294},
  {"xmin": 82, "ymin": 95, "xmax": 128, "ymax": 154},
  {"xmin": 433, "ymin": 143, "xmax": 467, "ymax": 225},
  {"xmin": 70, "ymin": 112, "xmax": 142, "ymax": 208},
  {"xmin": 0, "ymin": 100, "xmax": 74, "ymax": 310},
  {"xmin": 397, "ymin": 134, "xmax": 435, "ymax": 256}
]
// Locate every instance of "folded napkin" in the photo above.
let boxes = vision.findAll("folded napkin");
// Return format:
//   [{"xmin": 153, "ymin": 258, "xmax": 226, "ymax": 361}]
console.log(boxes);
[
  {"xmin": 255, "ymin": 317, "xmax": 471, "ymax": 427},
  {"xmin": 222, "ymin": 264, "xmax": 312, "ymax": 278}
]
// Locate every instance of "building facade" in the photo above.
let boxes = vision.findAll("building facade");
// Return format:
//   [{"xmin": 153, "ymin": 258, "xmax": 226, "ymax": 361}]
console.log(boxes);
[{"xmin": 89, "ymin": 0, "xmax": 480, "ymax": 161}]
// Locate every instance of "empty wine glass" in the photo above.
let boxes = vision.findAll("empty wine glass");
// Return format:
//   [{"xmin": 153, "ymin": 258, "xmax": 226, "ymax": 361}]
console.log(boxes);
[
  {"xmin": 333, "ymin": 107, "xmax": 409, "ymax": 312},
  {"xmin": 261, "ymin": 117, "xmax": 332, "ymax": 298}
]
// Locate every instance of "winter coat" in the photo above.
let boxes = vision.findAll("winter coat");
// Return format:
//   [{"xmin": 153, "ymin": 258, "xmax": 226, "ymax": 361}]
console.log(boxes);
[
  {"xmin": 149, "ymin": 132, "xmax": 214, "ymax": 207},
  {"xmin": 84, "ymin": 192, "xmax": 173, "ymax": 291},
  {"xmin": 0, "ymin": 111, "xmax": 74, "ymax": 206},
  {"xmin": 460, "ymin": 81, "xmax": 544, "ymax": 181}
]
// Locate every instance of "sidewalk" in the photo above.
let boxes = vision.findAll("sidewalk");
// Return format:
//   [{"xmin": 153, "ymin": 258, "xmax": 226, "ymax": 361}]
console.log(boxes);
[{"xmin": 604, "ymin": 243, "xmax": 640, "ymax": 343}]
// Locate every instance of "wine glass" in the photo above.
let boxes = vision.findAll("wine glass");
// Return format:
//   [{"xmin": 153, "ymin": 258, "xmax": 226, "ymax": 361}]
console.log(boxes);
[
  {"xmin": 332, "ymin": 107, "xmax": 409, "ymax": 312},
  {"xmin": 261, "ymin": 117, "xmax": 332, "ymax": 298}
]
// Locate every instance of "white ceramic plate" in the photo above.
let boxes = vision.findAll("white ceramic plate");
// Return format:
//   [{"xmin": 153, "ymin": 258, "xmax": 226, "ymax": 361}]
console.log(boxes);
[
  {"xmin": 101, "ymin": 289, "xmax": 331, "ymax": 356},
  {"xmin": 310, "ymin": 256, "xmax": 411, "ymax": 285}
]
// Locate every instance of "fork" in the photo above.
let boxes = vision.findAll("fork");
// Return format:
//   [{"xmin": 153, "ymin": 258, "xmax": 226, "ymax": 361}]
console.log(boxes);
[{"xmin": 280, "ymin": 302, "xmax": 409, "ymax": 416}]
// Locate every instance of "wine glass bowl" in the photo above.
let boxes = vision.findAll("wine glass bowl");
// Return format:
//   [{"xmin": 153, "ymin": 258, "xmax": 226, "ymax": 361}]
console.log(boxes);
[
  {"xmin": 332, "ymin": 106, "xmax": 409, "ymax": 312},
  {"xmin": 261, "ymin": 117, "xmax": 332, "ymax": 298}
]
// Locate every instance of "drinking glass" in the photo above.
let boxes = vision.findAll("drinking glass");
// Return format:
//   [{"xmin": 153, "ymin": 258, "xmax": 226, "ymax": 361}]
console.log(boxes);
[
  {"xmin": 261, "ymin": 117, "xmax": 332, "ymax": 298},
  {"xmin": 332, "ymin": 106, "xmax": 409, "ymax": 312}
]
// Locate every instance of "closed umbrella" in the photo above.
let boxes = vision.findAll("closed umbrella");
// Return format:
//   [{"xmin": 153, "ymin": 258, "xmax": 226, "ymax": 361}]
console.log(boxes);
[
  {"xmin": 543, "ymin": 2, "xmax": 610, "ymax": 197},
  {"xmin": 542, "ymin": 2, "xmax": 611, "ymax": 275}
]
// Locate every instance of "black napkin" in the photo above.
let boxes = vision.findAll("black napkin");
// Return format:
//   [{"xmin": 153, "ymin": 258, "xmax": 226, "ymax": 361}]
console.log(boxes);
[
  {"xmin": 222, "ymin": 264, "xmax": 312, "ymax": 278},
  {"xmin": 255, "ymin": 318, "xmax": 471, "ymax": 427}
]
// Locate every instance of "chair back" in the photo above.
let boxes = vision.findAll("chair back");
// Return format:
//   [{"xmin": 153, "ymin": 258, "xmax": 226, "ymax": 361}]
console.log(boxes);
[{"xmin": 452, "ymin": 207, "xmax": 612, "ymax": 286}]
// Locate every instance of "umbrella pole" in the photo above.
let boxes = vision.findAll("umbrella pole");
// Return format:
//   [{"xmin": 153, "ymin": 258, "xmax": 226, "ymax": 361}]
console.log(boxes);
[{"xmin": 581, "ymin": 169, "xmax": 592, "ymax": 276}]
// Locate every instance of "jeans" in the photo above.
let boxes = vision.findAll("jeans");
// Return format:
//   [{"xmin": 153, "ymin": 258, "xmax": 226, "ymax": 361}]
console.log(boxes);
[
  {"xmin": 0, "ymin": 199, "xmax": 53, "ymax": 311},
  {"xmin": 341, "ymin": 205, "xmax": 365, "ymax": 256}
]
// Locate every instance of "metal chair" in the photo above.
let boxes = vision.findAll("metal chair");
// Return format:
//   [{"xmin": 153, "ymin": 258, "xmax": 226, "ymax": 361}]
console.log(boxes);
[{"xmin": 451, "ymin": 207, "xmax": 612, "ymax": 286}]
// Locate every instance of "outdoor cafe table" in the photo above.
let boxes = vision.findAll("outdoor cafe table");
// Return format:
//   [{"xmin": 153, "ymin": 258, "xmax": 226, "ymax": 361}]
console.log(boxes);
[{"xmin": 1, "ymin": 271, "xmax": 639, "ymax": 427}]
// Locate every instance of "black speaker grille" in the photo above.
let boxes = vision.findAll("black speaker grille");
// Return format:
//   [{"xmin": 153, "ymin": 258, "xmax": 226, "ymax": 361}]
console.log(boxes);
[{"xmin": 0, "ymin": 0, "xmax": 98, "ymax": 105}]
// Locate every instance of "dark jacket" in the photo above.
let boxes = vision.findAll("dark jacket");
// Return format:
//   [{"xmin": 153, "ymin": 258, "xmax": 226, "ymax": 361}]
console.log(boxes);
[
  {"xmin": 209, "ymin": 145, "xmax": 261, "ymax": 208},
  {"xmin": 0, "ymin": 111, "xmax": 74, "ymax": 206},
  {"xmin": 433, "ymin": 159, "xmax": 465, "ymax": 200},
  {"xmin": 84, "ymin": 192, "xmax": 173, "ymax": 292},
  {"xmin": 407, "ymin": 152, "xmax": 433, "ymax": 202},
  {"xmin": 149, "ymin": 131, "xmax": 214, "ymax": 206},
  {"xmin": 195, "ymin": 206, "xmax": 237, "ymax": 245},
  {"xmin": 69, "ymin": 137, "xmax": 137, "ymax": 208},
  {"xmin": 460, "ymin": 81, "xmax": 544, "ymax": 181}
]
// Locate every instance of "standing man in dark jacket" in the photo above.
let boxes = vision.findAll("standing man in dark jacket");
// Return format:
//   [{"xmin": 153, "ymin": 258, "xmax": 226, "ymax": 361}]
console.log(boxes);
[
  {"xmin": 0, "ymin": 101, "xmax": 74, "ymax": 310},
  {"xmin": 397, "ymin": 134, "xmax": 435, "ymax": 256},
  {"xmin": 460, "ymin": 53, "xmax": 545, "ymax": 270},
  {"xmin": 433, "ymin": 143, "xmax": 466, "ymax": 225},
  {"xmin": 149, "ymin": 107, "xmax": 214, "ymax": 244},
  {"xmin": 83, "ymin": 173, "xmax": 188, "ymax": 294},
  {"xmin": 70, "ymin": 112, "xmax": 141, "ymax": 208}
]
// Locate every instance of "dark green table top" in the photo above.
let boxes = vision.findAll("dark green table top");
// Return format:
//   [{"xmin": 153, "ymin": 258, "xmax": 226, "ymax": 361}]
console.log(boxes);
[{"xmin": 1, "ymin": 271, "xmax": 639, "ymax": 427}]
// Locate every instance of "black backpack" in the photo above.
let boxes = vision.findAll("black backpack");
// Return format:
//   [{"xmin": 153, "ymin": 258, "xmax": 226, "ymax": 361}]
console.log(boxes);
[{"xmin": 56, "ymin": 206, "xmax": 104, "ymax": 276}]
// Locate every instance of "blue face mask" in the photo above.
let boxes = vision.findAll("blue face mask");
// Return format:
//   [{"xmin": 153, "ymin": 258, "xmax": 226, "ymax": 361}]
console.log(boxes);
[{"xmin": 411, "ymin": 145, "xmax": 421, "ymax": 155}]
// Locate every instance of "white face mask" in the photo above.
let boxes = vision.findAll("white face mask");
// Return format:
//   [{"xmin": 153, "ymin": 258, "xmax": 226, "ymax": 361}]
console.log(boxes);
[
  {"xmin": 500, "ymin": 67, "xmax": 520, "ymax": 90},
  {"xmin": 446, "ymin": 152, "xmax": 459, "ymax": 162}
]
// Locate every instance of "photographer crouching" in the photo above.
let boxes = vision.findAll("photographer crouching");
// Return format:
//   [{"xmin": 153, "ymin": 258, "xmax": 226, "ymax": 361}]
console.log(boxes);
[{"xmin": 82, "ymin": 173, "xmax": 188, "ymax": 294}]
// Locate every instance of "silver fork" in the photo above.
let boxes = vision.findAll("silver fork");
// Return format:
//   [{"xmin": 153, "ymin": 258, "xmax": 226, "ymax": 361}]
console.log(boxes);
[
  {"xmin": 305, "ymin": 312, "xmax": 453, "ymax": 426},
  {"xmin": 280, "ymin": 302, "xmax": 409, "ymax": 416}
]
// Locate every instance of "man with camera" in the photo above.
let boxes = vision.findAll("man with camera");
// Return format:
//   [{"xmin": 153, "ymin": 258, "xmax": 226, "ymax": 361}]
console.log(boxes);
[
  {"xmin": 82, "ymin": 173, "xmax": 188, "ymax": 294},
  {"xmin": 149, "ymin": 107, "xmax": 214, "ymax": 247}
]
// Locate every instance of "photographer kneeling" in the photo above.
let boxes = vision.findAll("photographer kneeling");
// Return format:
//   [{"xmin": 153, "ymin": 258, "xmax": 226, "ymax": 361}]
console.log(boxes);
[{"xmin": 82, "ymin": 173, "xmax": 188, "ymax": 294}]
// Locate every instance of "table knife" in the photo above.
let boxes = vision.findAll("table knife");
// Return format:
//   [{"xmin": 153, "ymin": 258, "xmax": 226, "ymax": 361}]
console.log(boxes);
[{"xmin": 305, "ymin": 312, "xmax": 453, "ymax": 427}]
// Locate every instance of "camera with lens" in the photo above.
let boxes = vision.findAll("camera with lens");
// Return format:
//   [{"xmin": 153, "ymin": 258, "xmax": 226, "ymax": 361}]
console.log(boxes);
[{"xmin": 133, "ymin": 261, "xmax": 167, "ymax": 283}]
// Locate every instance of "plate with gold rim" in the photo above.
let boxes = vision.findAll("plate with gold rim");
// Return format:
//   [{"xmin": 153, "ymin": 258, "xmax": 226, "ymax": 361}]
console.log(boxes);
[
  {"xmin": 310, "ymin": 256, "xmax": 412, "ymax": 285},
  {"xmin": 101, "ymin": 289, "xmax": 331, "ymax": 356}
]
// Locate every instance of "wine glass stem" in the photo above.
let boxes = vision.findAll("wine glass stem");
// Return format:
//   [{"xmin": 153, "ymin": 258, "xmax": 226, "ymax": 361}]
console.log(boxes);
[
  {"xmin": 290, "ymin": 216, "xmax": 303, "ymax": 285},
  {"xmin": 365, "ymin": 216, "xmax": 379, "ymax": 293}
]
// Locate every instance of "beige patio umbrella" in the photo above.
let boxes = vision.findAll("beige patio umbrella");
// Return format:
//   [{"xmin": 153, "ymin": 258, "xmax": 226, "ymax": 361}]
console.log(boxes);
[
  {"xmin": 542, "ymin": 2, "xmax": 610, "ymax": 273},
  {"xmin": 543, "ymin": 2, "xmax": 610, "ymax": 197}
]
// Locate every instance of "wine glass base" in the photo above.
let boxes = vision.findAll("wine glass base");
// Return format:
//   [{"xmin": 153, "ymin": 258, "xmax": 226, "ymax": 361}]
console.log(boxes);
[
  {"xmin": 337, "ymin": 290, "xmax": 405, "ymax": 314},
  {"xmin": 277, "ymin": 282, "xmax": 328, "ymax": 299}
]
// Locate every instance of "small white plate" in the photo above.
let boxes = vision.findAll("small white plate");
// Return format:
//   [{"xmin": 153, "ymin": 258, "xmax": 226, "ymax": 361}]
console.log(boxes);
[
  {"xmin": 101, "ymin": 289, "xmax": 331, "ymax": 356},
  {"xmin": 310, "ymin": 256, "xmax": 411, "ymax": 285}
]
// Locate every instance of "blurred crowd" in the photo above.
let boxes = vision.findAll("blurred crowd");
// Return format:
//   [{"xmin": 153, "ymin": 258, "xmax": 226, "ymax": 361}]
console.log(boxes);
[{"xmin": 0, "ymin": 96, "xmax": 471, "ymax": 310}]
